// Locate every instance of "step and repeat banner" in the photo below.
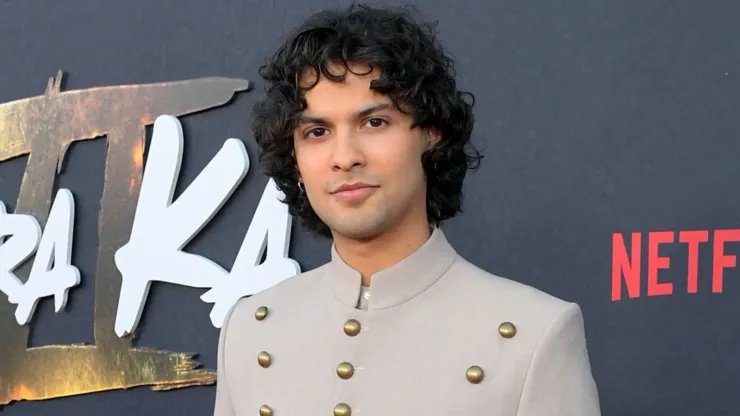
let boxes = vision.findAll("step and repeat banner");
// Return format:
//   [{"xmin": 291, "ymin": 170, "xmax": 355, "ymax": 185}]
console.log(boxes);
[{"xmin": 1, "ymin": 1, "xmax": 739, "ymax": 415}]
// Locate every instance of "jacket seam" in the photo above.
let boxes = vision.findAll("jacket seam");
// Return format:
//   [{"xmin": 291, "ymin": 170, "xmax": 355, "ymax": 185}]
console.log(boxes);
[{"xmin": 219, "ymin": 301, "xmax": 239, "ymax": 415}]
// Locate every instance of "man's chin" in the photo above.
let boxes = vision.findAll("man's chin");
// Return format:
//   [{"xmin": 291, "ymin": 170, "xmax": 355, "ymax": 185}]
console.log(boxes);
[{"xmin": 326, "ymin": 216, "xmax": 388, "ymax": 241}]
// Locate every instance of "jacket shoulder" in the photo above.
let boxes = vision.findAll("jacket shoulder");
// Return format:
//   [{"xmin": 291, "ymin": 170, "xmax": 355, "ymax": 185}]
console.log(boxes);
[
  {"xmin": 445, "ymin": 255, "xmax": 577, "ymax": 334},
  {"xmin": 225, "ymin": 263, "xmax": 329, "ymax": 326}
]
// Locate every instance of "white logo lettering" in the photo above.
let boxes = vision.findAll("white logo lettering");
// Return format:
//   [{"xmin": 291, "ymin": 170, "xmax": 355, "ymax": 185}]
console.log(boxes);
[
  {"xmin": 0, "ymin": 115, "xmax": 300, "ymax": 337},
  {"xmin": 0, "ymin": 189, "xmax": 80, "ymax": 325},
  {"xmin": 113, "ymin": 115, "xmax": 300, "ymax": 337}
]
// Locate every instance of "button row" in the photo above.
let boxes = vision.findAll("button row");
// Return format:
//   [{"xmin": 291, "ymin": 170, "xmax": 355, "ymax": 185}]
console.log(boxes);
[
  {"xmin": 260, "ymin": 403, "xmax": 352, "ymax": 415},
  {"xmin": 253, "ymin": 306, "xmax": 517, "ymax": 414}
]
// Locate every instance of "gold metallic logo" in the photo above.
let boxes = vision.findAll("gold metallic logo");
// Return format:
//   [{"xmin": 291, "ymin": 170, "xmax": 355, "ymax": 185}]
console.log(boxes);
[{"xmin": 0, "ymin": 71, "xmax": 250, "ymax": 406}]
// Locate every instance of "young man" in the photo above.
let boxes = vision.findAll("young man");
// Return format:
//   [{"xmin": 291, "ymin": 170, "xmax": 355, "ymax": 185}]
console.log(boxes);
[{"xmin": 214, "ymin": 4, "xmax": 600, "ymax": 415}]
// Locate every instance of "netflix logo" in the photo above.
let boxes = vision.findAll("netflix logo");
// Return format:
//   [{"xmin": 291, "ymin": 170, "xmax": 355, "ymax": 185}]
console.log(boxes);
[{"xmin": 612, "ymin": 230, "xmax": 740, "ymax": 301}]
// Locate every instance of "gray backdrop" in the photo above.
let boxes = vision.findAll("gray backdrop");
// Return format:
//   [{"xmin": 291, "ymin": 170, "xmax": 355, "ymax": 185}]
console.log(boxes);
[{"xmin": 1, "ymin": 0, "xmax": 739, "ymax": 415}]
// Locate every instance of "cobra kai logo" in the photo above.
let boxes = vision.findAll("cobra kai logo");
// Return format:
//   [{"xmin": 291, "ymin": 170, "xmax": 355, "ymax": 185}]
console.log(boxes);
[{"xmin": 0, "ymin": 71, "xmax": 300, "ymax": 407}]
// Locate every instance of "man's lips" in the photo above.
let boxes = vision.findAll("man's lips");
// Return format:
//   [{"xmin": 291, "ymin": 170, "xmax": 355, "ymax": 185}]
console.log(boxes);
[
  {"xmin": 332, "ymin": 183, "xmax": 377, "ymax": 193},
  {"xmin": 331, "ymin": 183, "xmax": 379, "ymax": 202}
]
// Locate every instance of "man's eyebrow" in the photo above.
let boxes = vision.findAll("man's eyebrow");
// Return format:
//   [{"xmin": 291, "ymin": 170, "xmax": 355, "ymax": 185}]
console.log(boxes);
[
  {"xmin": 356, "ymin": 103, "xmax": 393, "ymax": 118},
  {"xmin": 297, "ymin": 103, "xmax": 394, "ymax": 125},
  {"xmin": 298, "ymin": 114, "xmax": 328, "ymax": 124}
]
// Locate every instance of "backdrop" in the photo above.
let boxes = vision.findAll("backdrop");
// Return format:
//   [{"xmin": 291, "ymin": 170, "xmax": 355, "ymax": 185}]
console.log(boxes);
[{"xmin": 1, "ymin": 1, "xmax": 739, "ymax": 415}]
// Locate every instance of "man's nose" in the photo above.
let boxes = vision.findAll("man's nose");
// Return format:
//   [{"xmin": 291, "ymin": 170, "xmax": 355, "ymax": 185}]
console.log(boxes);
[{"xmin": 331, "ymin": 130, "xmax": 365, "ymax": 172}]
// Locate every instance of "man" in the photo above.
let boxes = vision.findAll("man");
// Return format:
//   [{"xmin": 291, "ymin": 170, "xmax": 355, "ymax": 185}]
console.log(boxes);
[{"xmin": 214, "ymin": 4, "xmax": 600, "ymax": 415}]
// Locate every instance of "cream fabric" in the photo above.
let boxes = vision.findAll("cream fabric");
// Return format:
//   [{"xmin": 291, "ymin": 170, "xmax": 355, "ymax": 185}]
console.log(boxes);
[{"xmin": 214, "ymin": 228, "xmax": 601, "ymax": 415}]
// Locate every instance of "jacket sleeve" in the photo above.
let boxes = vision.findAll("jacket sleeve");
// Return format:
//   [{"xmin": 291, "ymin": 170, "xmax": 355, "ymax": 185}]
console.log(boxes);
[
  {"xmin": 213, "ymin": 303, "xmax": 238, "ymax": 416},
  {"xmin": 516, "ymin": 302, "xmax": 601, "ymax": 416}
]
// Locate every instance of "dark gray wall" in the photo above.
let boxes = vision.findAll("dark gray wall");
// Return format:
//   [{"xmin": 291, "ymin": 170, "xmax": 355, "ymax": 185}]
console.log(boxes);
[{"xmin": 1, "ymin": 0, "xmax": 739, "ymax": 415}]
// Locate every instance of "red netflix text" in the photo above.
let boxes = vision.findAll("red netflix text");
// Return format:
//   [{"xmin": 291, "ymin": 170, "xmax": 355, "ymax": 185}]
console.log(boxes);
[{"xmin": 612, "ymin": 230, "xmax": 740, "ymax": 301}]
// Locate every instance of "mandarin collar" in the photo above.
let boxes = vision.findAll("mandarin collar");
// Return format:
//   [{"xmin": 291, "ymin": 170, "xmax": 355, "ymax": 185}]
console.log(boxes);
[{"xmin": 327, "ymin": 228, "xmax": 457, "ymax": 310}]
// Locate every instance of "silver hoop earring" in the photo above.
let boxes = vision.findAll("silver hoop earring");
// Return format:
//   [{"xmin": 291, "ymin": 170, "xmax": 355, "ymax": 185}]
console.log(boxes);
[{"xmin": 298, "ymin": 181, "xmax": 305, "ymax": 193}]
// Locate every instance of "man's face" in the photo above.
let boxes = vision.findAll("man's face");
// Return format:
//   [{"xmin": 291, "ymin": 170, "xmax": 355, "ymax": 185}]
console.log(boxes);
[{"xmin": 293, "ymin": 63, "xmax": 432, "ymax": 240}]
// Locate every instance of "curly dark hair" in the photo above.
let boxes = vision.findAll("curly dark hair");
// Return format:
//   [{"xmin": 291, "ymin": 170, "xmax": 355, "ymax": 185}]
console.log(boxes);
[{"xmin": 251, "ymin": 3, "xmax": 481, "ymax": 237}]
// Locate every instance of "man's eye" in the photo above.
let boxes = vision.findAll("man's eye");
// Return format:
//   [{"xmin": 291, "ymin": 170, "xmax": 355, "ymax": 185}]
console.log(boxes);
[
  {"xmin": 306, "ymin": 127, "xmax": 327, "ymax": 138},
  {"xmin": 366, "ymin": 118, "xmax": 387, "ymax": 128}
]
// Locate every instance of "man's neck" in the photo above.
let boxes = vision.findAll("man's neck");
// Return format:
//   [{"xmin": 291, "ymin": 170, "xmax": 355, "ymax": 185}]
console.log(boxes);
[{"xmin": 332, "ymin": 218, "xmax": 432, "ymax": 287}]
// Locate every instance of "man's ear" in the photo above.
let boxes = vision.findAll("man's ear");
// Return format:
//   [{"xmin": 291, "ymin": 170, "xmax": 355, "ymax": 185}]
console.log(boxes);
[
  {"xmin": 292, "ymin": 150, "xmax": 302, "ymax": 181},
  {"xmin": 425, "ymin": 128, "xmax": 442, "ymax": 149}
]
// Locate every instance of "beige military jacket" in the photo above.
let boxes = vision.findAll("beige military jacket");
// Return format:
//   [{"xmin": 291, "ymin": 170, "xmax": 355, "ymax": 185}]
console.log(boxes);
[{"xmin": 213, "ymin": 228, "xmax": 601, "ymax": 415}]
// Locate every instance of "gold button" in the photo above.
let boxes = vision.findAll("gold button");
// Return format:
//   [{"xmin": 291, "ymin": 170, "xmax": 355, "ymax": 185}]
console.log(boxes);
[
  {"xmin": 498, "ymin": 322, "xmax": 516, "ymax": 338},
  {"xmin": 343, "ymin": 319, "xmax": 361, "ymax": 337},
  {"xmin": 258, "ymin": 351, "xmax": 272, "ymax": 368},
  {"xmin": 259, "ymin": 405, "xmax": 273, "ymax": 416},
  {"xmin": 333, "ymin": 403, "xmax": 351, "ymax": 416},
  {"xmin": 255, "ymin": 306, "xmax": 268, "ymax": 321},
  {"xmin": 466, "ymin": 365, "xmax": 484, "ymax": 384},
  {"xmin": 336, "ymin": 362, "xmax": 355, "ymax": 379}
]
